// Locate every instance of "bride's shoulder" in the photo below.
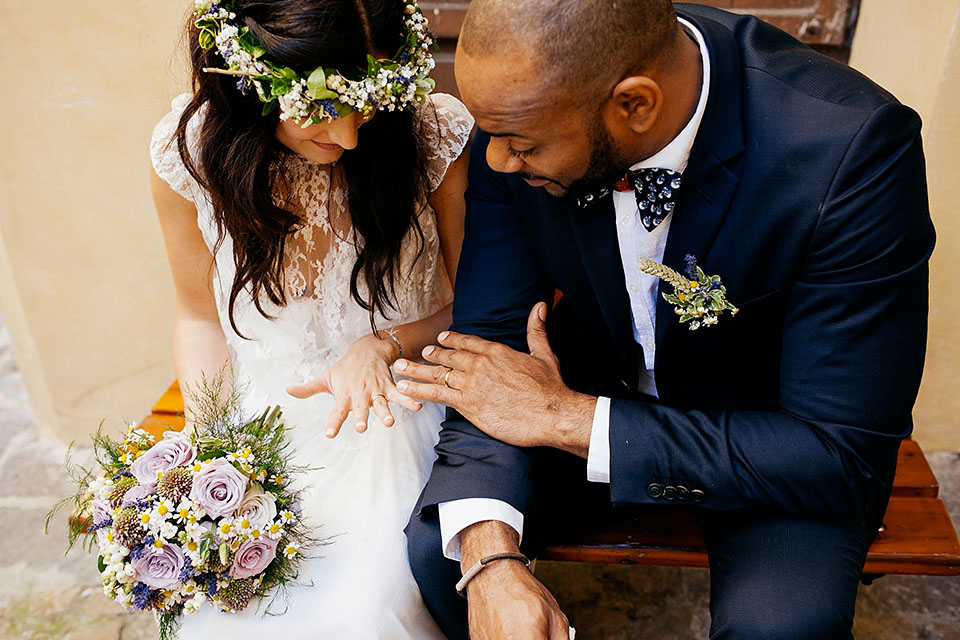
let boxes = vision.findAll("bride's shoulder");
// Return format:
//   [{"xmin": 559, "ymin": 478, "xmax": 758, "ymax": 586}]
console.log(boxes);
[
  {"xmin": 150, "ymin": 93, "xmax": 205, "ymax": 203},
  {"xmin": 418, "ymin": 93, "xmax": 474, "ymax": 190}
]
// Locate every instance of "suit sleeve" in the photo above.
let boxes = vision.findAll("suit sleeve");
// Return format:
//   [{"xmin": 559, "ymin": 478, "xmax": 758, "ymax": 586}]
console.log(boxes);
[
  {"xmin": 608, "ymin": 103, "xmax": 935, "ymax": 517},
  {"xmin": 418, "ymin": 131, "xmax": 556, "ymax": 516}
]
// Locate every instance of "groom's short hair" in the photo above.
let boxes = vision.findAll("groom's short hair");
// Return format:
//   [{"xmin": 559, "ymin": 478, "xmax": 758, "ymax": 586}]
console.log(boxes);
[{"xmin": 460, "ymin": 0, "xmax": 678, "ymax": 103}]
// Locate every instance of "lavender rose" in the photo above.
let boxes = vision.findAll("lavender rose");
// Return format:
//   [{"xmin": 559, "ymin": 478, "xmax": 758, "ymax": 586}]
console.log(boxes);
[
  {"xmin": 229, "ymin": 536, "xmax": 279, "ymax": 579},
  {"xmin": 132, "ymin": 543, "xmax": 186, "ymax": 590},
  {"xmin": 129, "ymin": 431, "xmax": 196, "ymax": 484},
  {"xmin": 91, "ymin": 498, "xmax": 112, "ymax": 525},
  {"xmin": 121, "ymin": 482, "xmax": 157, "ymax": 509},
  {"xmin": 235, "ymin": 484, "xmax": 277, "ymax": 530},
  {"xmin": 189, "ymin": 458, "xmax": 249, "ymax": 519}
]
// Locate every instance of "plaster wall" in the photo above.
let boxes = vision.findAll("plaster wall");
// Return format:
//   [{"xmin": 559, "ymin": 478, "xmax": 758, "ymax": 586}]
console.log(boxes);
[
  {"xmin": 0, "ymin": 1, "xmax": 957, "ymax": 449},
  {"xmin": 0, "ymin": 3, "xmax": 190, "ymax": 440},
  {"xmin": 850, "ymin": 0, "xmax": 960, "ymax": 450}
]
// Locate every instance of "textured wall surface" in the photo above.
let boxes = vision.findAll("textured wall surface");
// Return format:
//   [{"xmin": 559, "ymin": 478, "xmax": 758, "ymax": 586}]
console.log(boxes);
[
  {"xmin": 850, "ymin": 0, "xmax": 960, "ymax": 451},
  {"xmin": 0, "ymin": 2, "xmax": 957, "ymax": 450},
  {"xmin": 0, "ymin": 3, "xmax": 190, "ymax": 441}
]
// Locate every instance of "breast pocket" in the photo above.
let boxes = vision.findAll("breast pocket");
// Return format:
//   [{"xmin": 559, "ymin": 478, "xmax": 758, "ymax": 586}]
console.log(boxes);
[{"xmin": 664, "ymin": 289, "xmax": 786, "ymax": 408}]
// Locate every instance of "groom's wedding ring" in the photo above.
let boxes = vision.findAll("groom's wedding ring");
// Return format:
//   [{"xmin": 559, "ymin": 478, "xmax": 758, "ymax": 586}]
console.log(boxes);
[
  {"xmin": 372, "ymin": 393, "xmax": 387, "ymax": 403},
  {"xmin": 443, "ymin": 367, "xmax": 456, "ymax": 390}
]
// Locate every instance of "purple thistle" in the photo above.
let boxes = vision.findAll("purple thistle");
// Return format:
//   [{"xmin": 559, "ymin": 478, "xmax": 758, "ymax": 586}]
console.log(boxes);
[
  {"xmin": 684, "ymin": 254, "xmax": 698, "ymax": 280},
  {"xmin": 112, "ymin": 470, "xmax": 133, "ymax": 481}
]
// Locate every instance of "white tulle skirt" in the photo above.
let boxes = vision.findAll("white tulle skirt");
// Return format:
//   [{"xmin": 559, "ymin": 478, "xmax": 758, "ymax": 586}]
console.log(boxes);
[{"xmin": 173, "ymin": 382, "xmax": 446, "ymax": 640}]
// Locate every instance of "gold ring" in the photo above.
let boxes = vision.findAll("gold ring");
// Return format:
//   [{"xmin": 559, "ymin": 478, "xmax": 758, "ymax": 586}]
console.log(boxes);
[
  {"xmin": 372, "ymin": 393, "xmax": 387, "ymax": 403},
  {"xmin": 443, "ymin": 368, "xmax": 456, "ymax": 390}
]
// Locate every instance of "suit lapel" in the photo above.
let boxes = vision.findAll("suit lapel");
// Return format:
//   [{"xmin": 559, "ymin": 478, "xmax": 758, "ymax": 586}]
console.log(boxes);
[
  {"xmin": 567, "ymin": 196, "xmax": 641, "ymax": 387},
  {"xmin": 655, "ymin": 12, "xmax": 746, "ymax": 350}
]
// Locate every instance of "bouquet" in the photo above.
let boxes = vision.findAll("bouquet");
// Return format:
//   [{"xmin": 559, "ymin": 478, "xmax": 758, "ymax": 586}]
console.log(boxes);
[{"xmin": 48, "ymin": 383, "xmax": 319, "ymax": 640}]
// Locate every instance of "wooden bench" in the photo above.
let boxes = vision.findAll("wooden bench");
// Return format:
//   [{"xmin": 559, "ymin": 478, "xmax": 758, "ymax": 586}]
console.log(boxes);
[{"xmin": 143, "ymin": 381, "xmax": 960, "ymax": 578}]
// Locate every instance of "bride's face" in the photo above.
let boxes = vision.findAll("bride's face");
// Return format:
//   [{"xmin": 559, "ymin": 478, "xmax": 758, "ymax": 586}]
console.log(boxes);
[{"xmin": 275, "ymin": 109, "xmax": 372, "ymax": 164}]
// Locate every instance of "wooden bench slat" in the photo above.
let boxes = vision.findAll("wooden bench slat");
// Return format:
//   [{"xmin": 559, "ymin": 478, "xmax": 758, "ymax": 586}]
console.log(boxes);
[
  {"xmin": 540, "ymin": 497, "xmax": 960, "ymax": 576},
  {"xmin": 892, "ymin": 439, "xmax": 939, "ymax": 498},
  {"xmin": 141, "ymin": 380, "xmax": 958, "ymax": 576},
  {"xmin": 864, "ymin": 497, "xmax": 960, "ymax": 575},
  {"xmin": 138, "ymin": 413, "xmax": 186, "ymax": 442},
  {"xmin": 151, "ymin": 381, "xmax": 183, "ymax": 415}
]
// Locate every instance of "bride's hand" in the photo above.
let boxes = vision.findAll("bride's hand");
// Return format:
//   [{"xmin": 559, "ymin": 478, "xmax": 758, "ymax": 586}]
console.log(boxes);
[{"xmin": 285, "ymin": 333, "xmax": 422, "ymax": 438}]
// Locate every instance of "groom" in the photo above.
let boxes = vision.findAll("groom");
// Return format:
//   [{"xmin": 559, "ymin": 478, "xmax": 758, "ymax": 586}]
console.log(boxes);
[{"xmin": 398, "ymin": 1, "xmax": 935, "ymax": 638}]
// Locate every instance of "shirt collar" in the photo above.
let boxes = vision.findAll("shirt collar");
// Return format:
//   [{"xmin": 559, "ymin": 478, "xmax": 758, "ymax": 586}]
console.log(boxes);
[{"xmin": 629, "ymin": 17, "xmax": 711, "ymax": 174}]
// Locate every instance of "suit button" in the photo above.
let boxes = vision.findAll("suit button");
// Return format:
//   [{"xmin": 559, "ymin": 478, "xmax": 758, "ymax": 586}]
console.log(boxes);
[
  {"xmin": 677, "ymin": 485, "xmax": 690, "ymax": 501},
  {"xmin": 690, "ymin": 489, "xmax": 705, "ymax": 503},
  {"xmin": 663, "ymin": 485, "xmax": 678, "ymax": 500},
  {"xmin": 647, "ymin": 483, "xmax": 664, "ymax": 499}
]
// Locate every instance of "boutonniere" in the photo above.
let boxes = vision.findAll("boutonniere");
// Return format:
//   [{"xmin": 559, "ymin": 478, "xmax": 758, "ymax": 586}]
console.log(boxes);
[{"xmin": 638, "ymin": 254, "xmax": 739, "ymax": 330}]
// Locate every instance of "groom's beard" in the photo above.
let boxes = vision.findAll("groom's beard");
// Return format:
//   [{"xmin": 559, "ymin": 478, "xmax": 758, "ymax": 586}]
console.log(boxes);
[
  {"xmin": 565, "ymin": 117, "xmax": 635, "ymax": 200},
  {"xmin": 518, "ymin": 117, "xmax": 634, "ymax": 201}
]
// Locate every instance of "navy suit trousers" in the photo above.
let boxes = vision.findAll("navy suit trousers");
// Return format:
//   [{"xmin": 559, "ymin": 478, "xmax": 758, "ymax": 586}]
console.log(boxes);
[{"xmin": 406, "ymin": 453, "xmax": 880, "ymax": 640}]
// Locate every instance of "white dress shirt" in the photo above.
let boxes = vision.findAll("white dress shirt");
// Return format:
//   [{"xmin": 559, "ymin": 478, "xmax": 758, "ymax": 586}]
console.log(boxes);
[{"xmin": 438, "ymin": 18, "xmax": 712, "ymax": 560}]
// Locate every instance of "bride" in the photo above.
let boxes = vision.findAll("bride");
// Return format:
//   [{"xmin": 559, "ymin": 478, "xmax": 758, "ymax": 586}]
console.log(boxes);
[{"xmin": 150, "ymin": 0, "xmax": 472, "ymax": 636}]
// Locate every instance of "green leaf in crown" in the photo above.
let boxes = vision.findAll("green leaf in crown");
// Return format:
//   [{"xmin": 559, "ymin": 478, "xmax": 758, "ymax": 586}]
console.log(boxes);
[
  {"xmin": 638, "ymin": 254, "xmax": 739, "ymax": 331},
  {"xmin": 193, "ymin": 0, "xmax": 437, "ymax": 125}
]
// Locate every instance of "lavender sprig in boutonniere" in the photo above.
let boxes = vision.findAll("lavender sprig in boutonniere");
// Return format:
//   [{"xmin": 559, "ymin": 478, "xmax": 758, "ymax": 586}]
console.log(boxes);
[{"xmin": 638, "ymin": 254, "xmax": 739, "ymax": 330}]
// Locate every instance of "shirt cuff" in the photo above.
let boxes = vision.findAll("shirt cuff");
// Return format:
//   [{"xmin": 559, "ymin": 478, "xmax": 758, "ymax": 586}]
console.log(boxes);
[
  {"xmin": 586, "ymin": 396, "xmax": 612, "ymax": 483},
  {"xmin": 437, "ymin": 498, "xmax": 524, "ymax": 561}
]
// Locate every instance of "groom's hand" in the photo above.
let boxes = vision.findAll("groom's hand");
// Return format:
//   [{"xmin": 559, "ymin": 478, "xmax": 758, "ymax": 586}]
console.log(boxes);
[
  {"xmin": 461, "ymin": 521, "xmax": 571, "ymax": 640},
  {"xmin": 392, "ymin": 302, "xmax": 596, "ymax": 456}
]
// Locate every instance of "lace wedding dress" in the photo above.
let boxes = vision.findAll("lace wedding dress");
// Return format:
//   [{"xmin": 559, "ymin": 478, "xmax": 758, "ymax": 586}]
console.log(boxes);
[{"xmin": 150, "ymin": 92, "xmax": 473, "ymax": 638}]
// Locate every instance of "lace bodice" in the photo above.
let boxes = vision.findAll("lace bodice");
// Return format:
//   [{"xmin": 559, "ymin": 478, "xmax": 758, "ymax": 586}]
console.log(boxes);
[{"xmin": 151, "ymin": 93, "xmax": 473, "ymax": 398}]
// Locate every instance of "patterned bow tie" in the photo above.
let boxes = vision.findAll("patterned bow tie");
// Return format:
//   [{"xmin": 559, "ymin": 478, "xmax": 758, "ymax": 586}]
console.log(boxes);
[{"xmin": 576, "ymin": 168, "xmax": 683, "ymax": 232}]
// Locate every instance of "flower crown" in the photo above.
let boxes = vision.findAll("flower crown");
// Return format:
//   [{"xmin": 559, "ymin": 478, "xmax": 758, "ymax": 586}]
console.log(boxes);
[{"xmin": 194, "ymin": 0, "xmax": 437, "ymax": 124}]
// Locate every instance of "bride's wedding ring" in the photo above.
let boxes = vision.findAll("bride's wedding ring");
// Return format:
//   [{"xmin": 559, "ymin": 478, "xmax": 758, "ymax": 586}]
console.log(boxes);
[
  {"xmin": 372, "ymin": 393, "xmax": 387, "ymax": 403},
  {"xmin": 443, "ymin": 367, "xmax": 456, "ymax": 390}
]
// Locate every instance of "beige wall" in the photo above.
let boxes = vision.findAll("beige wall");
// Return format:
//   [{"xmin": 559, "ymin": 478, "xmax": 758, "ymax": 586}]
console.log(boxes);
[
  {"xmin": 850, "ymin": 0, "xmax": 960, "ymax": 451},
  {"xmin": 0, "ymin": 2, "xmax": 958, "ymax": 449},
  {"xmin": 0, "ymin": 3, "xmax": 190, "ymax": 441}
]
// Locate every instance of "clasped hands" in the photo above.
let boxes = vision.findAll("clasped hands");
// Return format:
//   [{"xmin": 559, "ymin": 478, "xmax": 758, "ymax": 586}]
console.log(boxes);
[
  {"xmin": 394, "ymin": 302, "xmax": 595, "ymax": 457},
  {"xmin": 291, "ymin": 302, "xmax": 591, "ymax": 638}
]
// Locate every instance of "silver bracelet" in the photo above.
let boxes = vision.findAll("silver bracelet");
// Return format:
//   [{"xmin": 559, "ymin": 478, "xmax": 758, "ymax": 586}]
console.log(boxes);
[
  {"xmin": 455, "ymin": 551, "xmax": 531, "ymax": 597},
  {"xmin": 383, "ymin": 327, "xmax": 402, "ymax": 359}
]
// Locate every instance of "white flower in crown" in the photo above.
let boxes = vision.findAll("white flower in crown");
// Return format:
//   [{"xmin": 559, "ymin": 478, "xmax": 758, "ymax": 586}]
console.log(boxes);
[{"xmin": 194, "ymin": 0, "xmax": 437, "ymax": 124}]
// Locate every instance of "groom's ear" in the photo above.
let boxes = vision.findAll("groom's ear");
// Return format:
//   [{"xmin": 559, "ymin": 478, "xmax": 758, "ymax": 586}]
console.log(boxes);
[{"xmin": 606, "ymin": 76, "xmax": 663, "ymax": 136}]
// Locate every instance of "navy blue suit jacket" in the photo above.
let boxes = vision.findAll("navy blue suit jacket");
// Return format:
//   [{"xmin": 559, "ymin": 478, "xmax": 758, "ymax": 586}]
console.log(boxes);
[{"xmin": 418, "ymin": 5, "xmax": 935, "ymax": 522}]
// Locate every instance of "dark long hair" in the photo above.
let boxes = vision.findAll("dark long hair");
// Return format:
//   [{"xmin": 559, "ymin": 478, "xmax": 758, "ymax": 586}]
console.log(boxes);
[{"xmin": 174, "ymin": 0, "xmax": 429, "ymax": 335}]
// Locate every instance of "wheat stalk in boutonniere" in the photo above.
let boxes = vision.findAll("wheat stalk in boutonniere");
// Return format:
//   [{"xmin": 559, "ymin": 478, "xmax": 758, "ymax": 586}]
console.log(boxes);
[{"xmin": 638, "ymin": 253, "xmax": 739, "ymax": 330}]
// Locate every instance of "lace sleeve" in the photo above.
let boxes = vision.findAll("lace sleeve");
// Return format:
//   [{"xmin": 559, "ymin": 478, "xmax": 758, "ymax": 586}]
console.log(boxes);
[
  {"xmin": 420, "ymin": 93, "xmax": 475, "ymax": 192},
  {"xmin": 150, "ymin": 93, "xmax": 203, "ymax": 203}
]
